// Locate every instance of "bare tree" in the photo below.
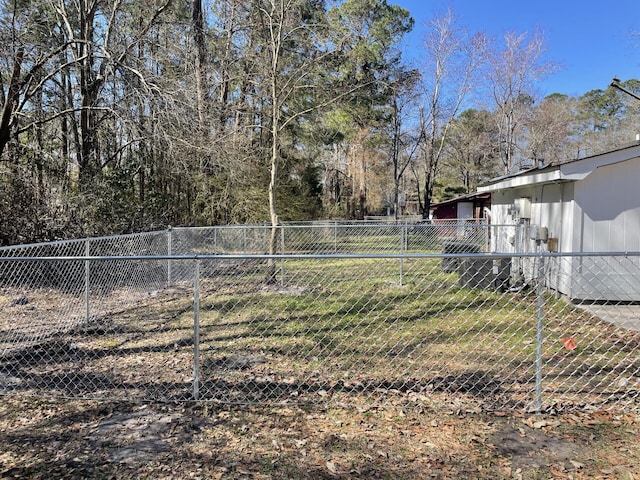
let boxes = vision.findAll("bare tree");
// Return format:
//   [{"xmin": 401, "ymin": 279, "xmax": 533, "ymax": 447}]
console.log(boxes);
[
  {"xmin": 445, "ymin": 108, "xmax": 500, "ymax": 193},
  {"xmin": 416, "ymin": 8, "xmax": 487, "ymax": 218},
  {"xmin": 487, "ymin": 30, "xmax": 557, "ymax": 173},
  {"xmin": 253, "ymin": 0, "xmax": 338, "ymax": 280},
  {"xmin": 192, "ymin": 0, "xmax": 208, "ymax": 132},
  {"xmin": 0, "ymin": 0, "xmax": 76, "ymax": 160},
  {"xmin": 524, "ymin": 93, "xmax": 577, "ymax": 165},
  {"xmin": 385, "ymin": 68, "xmax": 420, "ymax": 219}
]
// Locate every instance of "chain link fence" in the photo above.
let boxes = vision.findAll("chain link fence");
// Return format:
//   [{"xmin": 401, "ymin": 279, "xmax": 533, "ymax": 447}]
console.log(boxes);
[{"xmin": 1, "ymin": 223, "xmax": 639, "ymax": 412}]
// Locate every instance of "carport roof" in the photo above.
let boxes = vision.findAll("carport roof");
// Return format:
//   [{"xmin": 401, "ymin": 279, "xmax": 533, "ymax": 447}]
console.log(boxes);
[{"xmin": 430, "ymin": 191, "xmax": 490, "ymax": 208}]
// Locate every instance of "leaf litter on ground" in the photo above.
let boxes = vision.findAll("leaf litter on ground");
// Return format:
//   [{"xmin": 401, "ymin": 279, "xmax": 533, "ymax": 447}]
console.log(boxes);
[{"xmin": 1, "ymin": 394, "xmax": 639, "ymax": 479}]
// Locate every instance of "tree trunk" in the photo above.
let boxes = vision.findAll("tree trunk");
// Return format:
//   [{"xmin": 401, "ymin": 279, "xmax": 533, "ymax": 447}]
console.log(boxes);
[
  {"xmin": 77, "ymin": 0, "xmax": 102, "ymax": 190},
  {"xmin": 422, "ymin": 179, "xmax": 432, "ymax": 220},
  {"xmin": 0, "ymin": 48, "xmax": 23, "ymax": 159},
  {"xmin": 193, "ymin": 0, "xmax": 208, "ymax": 131}
]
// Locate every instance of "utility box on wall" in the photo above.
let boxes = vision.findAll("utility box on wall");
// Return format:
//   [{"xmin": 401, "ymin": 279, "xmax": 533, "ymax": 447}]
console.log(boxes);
[
  {"xmin": 529, "ymin": 225, "xmax": 548, "ymax": 242},
  {"xmin": 515, "ymin": 197, "xmax": 531, "ymax": 219}
]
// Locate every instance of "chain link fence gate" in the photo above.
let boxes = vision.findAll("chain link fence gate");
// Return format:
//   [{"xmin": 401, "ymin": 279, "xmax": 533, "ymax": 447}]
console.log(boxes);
[{"xmin": 0, "ymin": 223, "xmax": 639, "ymax": 412}]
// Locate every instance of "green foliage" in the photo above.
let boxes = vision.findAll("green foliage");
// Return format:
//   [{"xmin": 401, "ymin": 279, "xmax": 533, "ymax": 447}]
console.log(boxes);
[
  {"xmin": 578, "ymin": 87, "xmax": 625, "ymax": 131},
  {"xmin": 441, "ymin": 185, "xmax": 467, "ymax": 200},
  {"xmin": 327, "ymin": 0, "xmax": 413, "ymax": 124}
]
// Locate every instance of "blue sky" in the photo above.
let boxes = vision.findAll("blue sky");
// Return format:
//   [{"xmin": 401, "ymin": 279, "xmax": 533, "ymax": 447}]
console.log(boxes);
[{"xmin": 393, "ymin": 0, "xmax": 640, "ymax": 98}]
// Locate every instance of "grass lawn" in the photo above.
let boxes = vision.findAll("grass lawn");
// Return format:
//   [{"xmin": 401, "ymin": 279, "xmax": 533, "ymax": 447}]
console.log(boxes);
[{"xmin": 2, "ymin": 255, "xmax": 638, "ymax": 409}]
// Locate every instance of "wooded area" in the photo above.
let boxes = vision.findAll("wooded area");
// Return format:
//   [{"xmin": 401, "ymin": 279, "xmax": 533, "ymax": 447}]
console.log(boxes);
[{"xmin": 1, "ymin": 0, "xmax": 639, "ymax": 245}]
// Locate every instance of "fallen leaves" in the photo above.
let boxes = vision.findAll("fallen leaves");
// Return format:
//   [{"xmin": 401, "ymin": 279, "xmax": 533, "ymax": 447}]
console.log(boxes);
[
  {"xmin": 549, "ymin": 465, "xmax": 571, "ymax": 478},
  {"xmin": 1, "ymin": 395, "xmax": 639, "ymax": 479},
  {"xmin": 325, "ymin": 460, "xmax": 338, "ymax": 474},
  {"xmin": 522, "ymin": 416, "xmax": 562, "ymax": 431},
  {"xmin": 569, "ymin": 459, "xmax": 584, "ymax": 470}
]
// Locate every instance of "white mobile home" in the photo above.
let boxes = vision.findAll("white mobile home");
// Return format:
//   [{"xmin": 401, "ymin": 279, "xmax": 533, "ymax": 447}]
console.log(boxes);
[{"xmin": 478, "ymin": 143, "xmax": 640, "ymax": 301}]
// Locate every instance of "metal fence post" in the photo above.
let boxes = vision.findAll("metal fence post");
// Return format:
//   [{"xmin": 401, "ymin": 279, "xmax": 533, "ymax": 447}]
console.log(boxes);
[
  {"xmin": 263, "ymin": 222, "xmax": 268, "ymax": 252},
  {"xmin": 193, "ymin": 259, "xmax": 200, "ymax": 401},
  {"xmin": 84, "ymin": 239, "xmax": 90, "ymax": 322},
  {"xmin": 243, "ymin": 225, "xmax": 247, "ymax": 254},
  {"xmin": 535, "ymin": 252, "xmax": 545, "ymax": 413},
  {"xmin": 280, "ymin": 226, "xmax": 285, "ymax": 287},
  {"xmin": 399, "ymin": 225, "xmax": 405, "ymax": 286},
  {"xmin": 167, "ymin": 225, "xmax": 173, "ymax": 286}
]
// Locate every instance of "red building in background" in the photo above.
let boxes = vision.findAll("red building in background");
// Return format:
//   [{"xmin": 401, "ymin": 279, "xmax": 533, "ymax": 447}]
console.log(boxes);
[{"xmin": 430, "ymin": 192, "xmax": 491, "ymax": 221}]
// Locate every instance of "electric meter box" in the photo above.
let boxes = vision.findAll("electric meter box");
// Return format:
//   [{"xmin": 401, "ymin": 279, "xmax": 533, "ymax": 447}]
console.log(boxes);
[
  {"xmin": 529, "ymin": 225, "xmax": 548, "ymax": 241},
  {"xmin": 515, "ymin": 197, "xmax": 531, "ymax": 219},
  {"xmin": 539, "ymin": 226, "xmax": 548, "ymax": 241}
]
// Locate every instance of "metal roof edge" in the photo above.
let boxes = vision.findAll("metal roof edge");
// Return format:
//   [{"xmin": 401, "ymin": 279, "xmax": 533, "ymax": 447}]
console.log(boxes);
[
  {"xmin": 478, "ymin": 142, "xmax": 640, "ymax": 192},
  {"xmin": 477, "ymin": 168, "xmax": 563, "ymax": 192},
  {"xmin": 431, "ymin": 191, "xmax": 490, "ymax": 208}
]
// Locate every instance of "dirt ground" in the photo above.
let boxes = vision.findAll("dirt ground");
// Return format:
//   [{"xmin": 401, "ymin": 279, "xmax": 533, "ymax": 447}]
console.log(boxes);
[{"xmin": 1, "ymin": 394, "xmax": 638, "ymax": 480}]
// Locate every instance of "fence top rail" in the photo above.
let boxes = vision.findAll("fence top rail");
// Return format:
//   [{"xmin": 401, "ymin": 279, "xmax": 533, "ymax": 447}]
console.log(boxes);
[
  {"xmin": 2, "ymin": 251, "xmax": 640, "ymax": 262},
  {"xmin": 280, "ymin": 221, "xmax": 493, "ymax": 228},
  {"xmin": 0, "ymin": 221, "xmax": 509, "ymax": 252},
  {"xmin": 170, "ymin": 224, "xmax": 270, "ymax": 232},
  {"xmin": 0, "ymin": 229, "xmax": 166, "ymax": 252},
  {"xmin": 170, "ymin": 221, "xmax": 499, "ymax": 231}
]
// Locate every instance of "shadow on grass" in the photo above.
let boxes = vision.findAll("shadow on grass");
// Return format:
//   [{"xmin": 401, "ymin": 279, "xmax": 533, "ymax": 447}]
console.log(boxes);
[{"xmin": 2, "ymin": 274, "xmax": 638, "ymax": 412}]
